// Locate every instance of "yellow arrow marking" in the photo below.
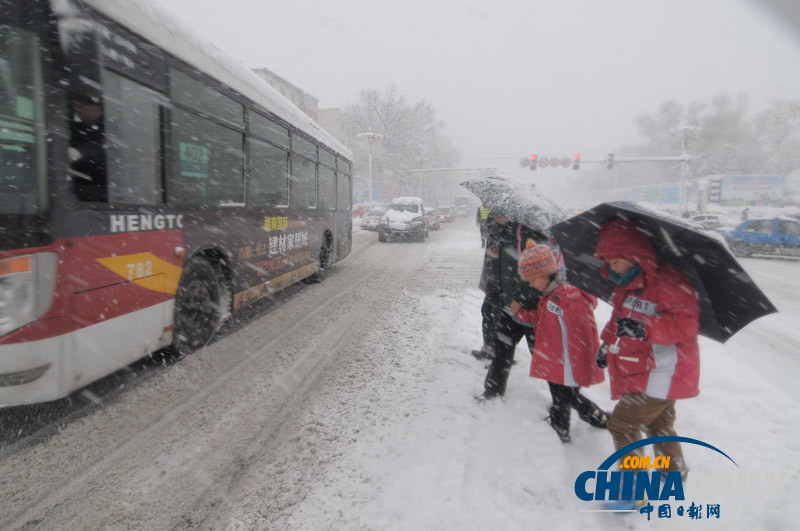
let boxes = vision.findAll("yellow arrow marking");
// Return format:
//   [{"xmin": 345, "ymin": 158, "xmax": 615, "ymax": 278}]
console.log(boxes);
[{"xmin": 96, "ymin": 252, "xmax": 183, "ymax": 295}]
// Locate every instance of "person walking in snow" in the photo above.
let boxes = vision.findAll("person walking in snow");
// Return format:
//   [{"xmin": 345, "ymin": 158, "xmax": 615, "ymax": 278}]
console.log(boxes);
[
  {"xmin": 516, "ymin": 241, "xmax": 609, "ymax": 443},
  {"xmin": 475, "ymin": 214, "xmax": 546, "ymax": 401},
  {"xmin": 477, "ymin": 205, "xmax": 491, "ymax": 247},
  {"xmin": 471, "ymin": 214, "xmax": 503, "ymax": 361},
  {"xmin": 593, "ymin": 219, "xmax": 700, "ymax": 500}
]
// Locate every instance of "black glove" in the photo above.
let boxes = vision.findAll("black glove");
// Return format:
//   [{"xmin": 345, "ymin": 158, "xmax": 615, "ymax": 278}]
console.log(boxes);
[
  {"xmin": 616, "ymin": 317, "xmax": 645, "ymax": 339},
  {"xmin": 596, "ymin": 343, "xmax": 608, "ymax": 369}
]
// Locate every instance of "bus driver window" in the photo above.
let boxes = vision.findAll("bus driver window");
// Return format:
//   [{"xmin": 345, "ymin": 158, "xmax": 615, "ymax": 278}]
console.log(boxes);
[{"xmin": 68, "ymin": 93, "xmax": 107, "ymax": 202}]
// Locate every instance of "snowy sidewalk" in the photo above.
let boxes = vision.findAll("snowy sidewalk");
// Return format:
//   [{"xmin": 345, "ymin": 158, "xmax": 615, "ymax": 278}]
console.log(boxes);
[{"xmin": 225, "ymin": 225, "xmax": 800, "ymax": 530}]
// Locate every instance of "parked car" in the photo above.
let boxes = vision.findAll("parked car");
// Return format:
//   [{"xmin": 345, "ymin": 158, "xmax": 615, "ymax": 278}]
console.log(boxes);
[
  {"xmin": 688, "ymin": 214, "xmax": 721, "ymax": 230},
  {"xmin": 360, "ymin": 207, "xmax": 385, "ymax": 231},
  {"xmin": 378, "ymin": 197, "xmax": 428, "ymax": 242},
  {"xmin": 425, "ymin": 207, "xmax": 441, "ymax": 230},
  {"xmin": 723, "ymin": 217, "xmax": 800, "ymax": 258}
]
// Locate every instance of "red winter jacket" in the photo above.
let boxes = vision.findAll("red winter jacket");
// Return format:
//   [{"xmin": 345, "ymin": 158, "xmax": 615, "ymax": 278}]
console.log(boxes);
[
  {"xmin": 595, "ymin": 219, "xmax": 700, "ymax": 400},
  {"xmin": 524, "ymin": 284, "xmax": 605, "ymax": 387}
]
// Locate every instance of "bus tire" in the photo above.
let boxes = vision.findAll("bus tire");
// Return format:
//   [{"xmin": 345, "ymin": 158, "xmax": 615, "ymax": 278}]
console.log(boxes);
[
  {"xmin": 304, "ymin": 239, "xmax": 332, "ymax": 283},
  {"xmin": 173, "ymin": 258, "xmax": 222, "ymax": 354}
]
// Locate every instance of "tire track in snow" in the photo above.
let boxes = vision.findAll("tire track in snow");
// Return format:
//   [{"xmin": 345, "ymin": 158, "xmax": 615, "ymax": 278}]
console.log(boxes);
[{"xmin": 0, "ymin": 237, "xmax": 407, "ymax": 529}]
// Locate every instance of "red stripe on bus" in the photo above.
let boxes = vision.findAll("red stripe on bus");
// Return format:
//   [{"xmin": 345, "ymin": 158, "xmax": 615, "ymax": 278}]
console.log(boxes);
[{"xmin": 0, "ymin": 230, "xmax": 183, "ymax": 345}]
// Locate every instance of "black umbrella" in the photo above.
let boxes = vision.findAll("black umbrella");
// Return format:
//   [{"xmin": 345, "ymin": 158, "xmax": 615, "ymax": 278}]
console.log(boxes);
[
  {"xmin": 549, "ymin": 201, "xmax": 777, "ymax": 343},
  {"xmin": 461, "ymin": 175, "xmax": 569, "ymax": 233}
]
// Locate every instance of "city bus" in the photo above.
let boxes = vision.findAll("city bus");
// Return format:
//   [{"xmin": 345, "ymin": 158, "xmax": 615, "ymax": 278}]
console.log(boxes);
[{"xmin": 0, "ymin": 0, "xmax": 353, "ymax": 407}]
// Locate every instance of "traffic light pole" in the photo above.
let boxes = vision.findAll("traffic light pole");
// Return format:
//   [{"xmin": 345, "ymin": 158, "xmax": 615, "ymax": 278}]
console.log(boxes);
[{"xmin": 612, "ymin": 155, "xmax": 692, "ymax": 212}]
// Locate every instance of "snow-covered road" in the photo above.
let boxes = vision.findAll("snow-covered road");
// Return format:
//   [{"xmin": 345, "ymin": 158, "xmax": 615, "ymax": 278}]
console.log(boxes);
[{"xmin": 0, "ymin": 219, "xmax": 798, "ymax": 530}]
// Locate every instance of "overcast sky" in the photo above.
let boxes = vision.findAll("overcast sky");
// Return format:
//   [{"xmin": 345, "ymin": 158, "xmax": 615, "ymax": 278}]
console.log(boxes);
[{"xmin": 159, "ymin": 0, "xmax": 800, "ymax": 163}]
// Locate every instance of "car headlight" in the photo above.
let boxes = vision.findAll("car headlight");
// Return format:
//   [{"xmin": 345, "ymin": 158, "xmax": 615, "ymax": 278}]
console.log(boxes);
[{"xmin": 0, "ymin": 253, "xmax": 57, "ymax": 337}]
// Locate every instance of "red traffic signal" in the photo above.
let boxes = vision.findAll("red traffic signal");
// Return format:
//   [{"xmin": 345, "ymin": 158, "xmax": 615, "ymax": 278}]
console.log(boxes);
[
  {"xmin": 530, "ymin": 154, "xmax": 537, "ymax": 170},
  {"xmin": 572, "ymin": 153, "xmax": 580, "ymax": 170}
]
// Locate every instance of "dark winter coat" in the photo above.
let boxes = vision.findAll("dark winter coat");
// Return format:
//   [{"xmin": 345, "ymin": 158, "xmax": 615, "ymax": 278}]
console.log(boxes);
[
  {"xmin": 595, "ymin": 219, "xmax": 701, "ymax": 401},
  {"xmin": 478, "ymin": 216, "xmax": 503, "ymax": 294},
  {"xmin": 496, "ymin": 222, "xmax": 542, "ymax": 313}
]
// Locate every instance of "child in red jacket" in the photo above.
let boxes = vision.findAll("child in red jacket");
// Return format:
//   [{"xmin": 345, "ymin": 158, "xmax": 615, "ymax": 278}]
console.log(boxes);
[{"xmin": 517, "ymin": 241, "xmax": 609, "ymax": 443}]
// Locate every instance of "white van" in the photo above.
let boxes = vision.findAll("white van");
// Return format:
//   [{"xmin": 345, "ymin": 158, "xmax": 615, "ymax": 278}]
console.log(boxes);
[{"xmin": 378, "ymin": 197, "xmax": 428, "ymax": 242}]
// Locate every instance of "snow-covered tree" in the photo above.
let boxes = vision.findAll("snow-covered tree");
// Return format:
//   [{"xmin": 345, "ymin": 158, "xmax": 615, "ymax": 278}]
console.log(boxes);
[
  {"xmin": 754, "ymin": 99, "xmax": 800, "ymax": 175},
  {"xmin": 343, "ymin": 85, "xmax": 460, "ymax": 201}
]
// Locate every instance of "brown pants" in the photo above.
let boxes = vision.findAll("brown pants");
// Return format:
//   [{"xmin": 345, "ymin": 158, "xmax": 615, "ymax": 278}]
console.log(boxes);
[{"xmin": 607, "ymin": 392, "xmax": 687, "ymax": 476}]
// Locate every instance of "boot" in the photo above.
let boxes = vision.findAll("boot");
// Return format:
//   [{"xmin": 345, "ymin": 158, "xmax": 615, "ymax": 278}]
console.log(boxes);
[
  {"xmin": 474, "ymin": 389, "xmax": 502, "ymax": 404},
  {"xmin": 470, "ymin": 347, "xmax": 494, "ymax": 361},
  {"xmin": 573, "ymin": 393, "xmax": 610, "ymax": 429},
  {"xmin": 546, "ymin": 405, "xmax": 571, "ymax": 443},
  {"xmin": 579, "ymin": 407, "xmax": 610, "ymax": 429}
]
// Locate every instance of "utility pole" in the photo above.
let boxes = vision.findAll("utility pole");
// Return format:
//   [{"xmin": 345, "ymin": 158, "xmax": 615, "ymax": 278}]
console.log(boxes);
[
  {"xmin": 678, "ymin": 126, "xmax": 695, "ymax": 214},
  {"xmin": 357, "ymin": 132, "xmax": 383, "ymax": 204}
]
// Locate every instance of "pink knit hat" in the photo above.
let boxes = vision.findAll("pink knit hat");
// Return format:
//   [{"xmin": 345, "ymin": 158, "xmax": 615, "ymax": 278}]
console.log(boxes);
[{"xmin": 518, "ymin": 240, "xmax": 559, "ymax": 281}]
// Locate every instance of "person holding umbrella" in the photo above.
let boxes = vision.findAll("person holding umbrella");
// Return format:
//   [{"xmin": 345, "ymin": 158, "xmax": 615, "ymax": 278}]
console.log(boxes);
[
  {"xmin": 475, "ymin": 213, "xmax": 545, "ymax": 401},
  {"xmin": 550, "ymin": 201, "xmax": 776, "ymax": 506},
  {"xmin": 593, "ymin": 219, "xmax": 699, "ymax": 503},
  {"xmin": 516, "ymin": 241, "xmax": 609, "ymax": 443},
  {"xmin": 471, "ymin": 213, "xmax": 503, "ymax": 361}
]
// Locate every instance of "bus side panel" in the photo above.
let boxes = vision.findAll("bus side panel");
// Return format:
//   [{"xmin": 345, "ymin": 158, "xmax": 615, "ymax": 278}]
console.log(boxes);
[
  {"xmin": 62, "ymin": 229, "xmax": 182, "ymax": 386},
  {"xmin": 0, "ymin": 228, "xmax": 181, "ymax": 405},
  {"xmin": 68, "ymin": 296, "xmax": 174, "ymax": 393},
  {"xmin": 0, "ymin": 227, "xmax": 182, "ymax": 344},
  {"xmin": 179, "ymin": 209, "xmax": 322, "ymax": 311},
  {"xmin": 63, "ymin": 229, "xmax": 183, "ymax": 321}
]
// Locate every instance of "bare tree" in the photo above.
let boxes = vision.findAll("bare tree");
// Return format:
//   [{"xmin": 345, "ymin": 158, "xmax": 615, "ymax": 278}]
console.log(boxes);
[
  {"xmin": 755, "ymin": 99, "xmax": 800, "ymax": 174},
  {"xmin": 344, "ymin": 85, "xmax": 460, "ymax": 201}
]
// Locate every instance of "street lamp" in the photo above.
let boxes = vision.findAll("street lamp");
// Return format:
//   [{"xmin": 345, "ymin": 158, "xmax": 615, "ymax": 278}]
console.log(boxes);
[{"xmin": 357, "ymin": 132, "xmax": 384, "ymax": 204}]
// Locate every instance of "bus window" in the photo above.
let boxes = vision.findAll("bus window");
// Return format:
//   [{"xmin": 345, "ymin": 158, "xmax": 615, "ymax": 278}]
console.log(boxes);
[
  {"xmin": 338, "ymin": 158, "xmax": 351, "ymax": 176},
  {"xmin": 319, "ymin": 148, "xmax": 335, "ymax": 169},
  {"xmin": 0, "ymin": 26, "xmax": 46, "ymax": 214},
  {"xmin": 103, "ymin": 70, "xmax": 161, "ymax": 205},
  {"xmin": 292, "ymin": 134, "xmax": 316, "ymax": 160},
  {"xmin": 249, "ymin": 138, "xmax": 288, "ymax": 207},
  {"xmin": 290, "ymin": 154, "xmax": 316, "ymax": 209},
  {"xmin": 337, "ymin": 173, "xmax": 351, "ymax": 211},
  {"xmin": 250, "ymin": 111, "xmax": 288, "ymax": 149},
  {"xmin": 170, "ymin": 108, "xmax": 244, "ymax": 206},
  {"xmin": 170, "ymin": 69, "xmax": 243, "ymax": 127},
  {"xmin": 318, "ymin": 165, "xmax": 335, "ymax": 210}
]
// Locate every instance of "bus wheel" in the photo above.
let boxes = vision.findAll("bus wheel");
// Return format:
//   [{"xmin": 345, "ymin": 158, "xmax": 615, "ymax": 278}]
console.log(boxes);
[
  {"xmin": 304, "ymin": 241, "xmax": 332, "ymax": 283},
  {"xmin": 173, "ymin": 258, "xmax": 222, "ymax": 354}
]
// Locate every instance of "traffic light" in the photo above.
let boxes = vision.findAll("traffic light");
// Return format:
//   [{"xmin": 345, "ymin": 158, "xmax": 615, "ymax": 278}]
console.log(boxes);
[
  {"xmin": 530, "ymin": 154, "xmax": 537, "ymax": 171},
  {"xmin": 607, "ymin": 152, "xmax": 615, "ymax": 169},
  {"xmin": 572, "ymin": 153, "xmax": 580, "ymax": 170}
]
